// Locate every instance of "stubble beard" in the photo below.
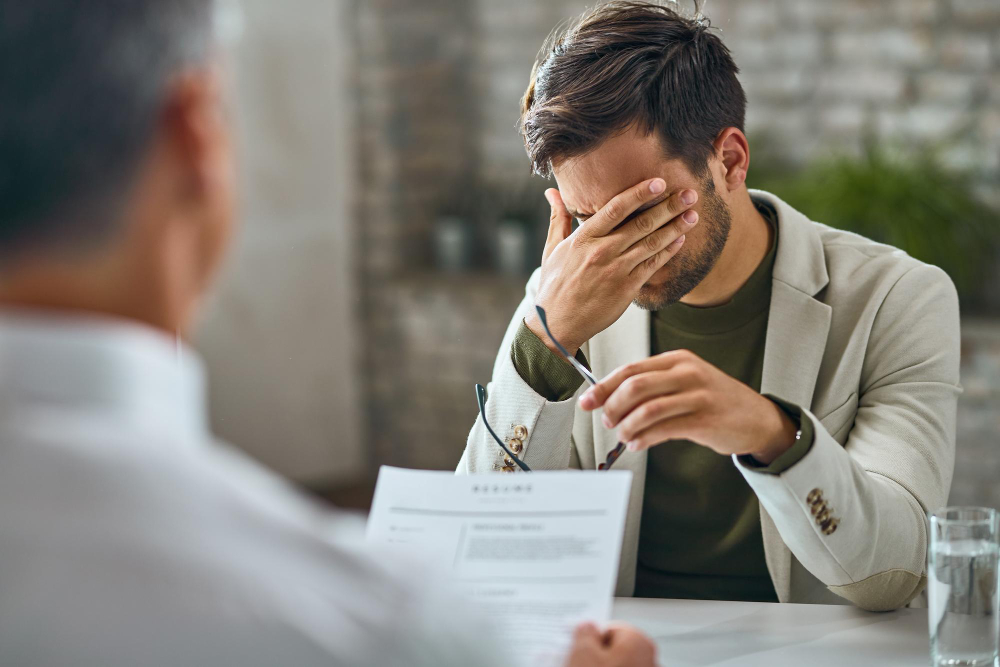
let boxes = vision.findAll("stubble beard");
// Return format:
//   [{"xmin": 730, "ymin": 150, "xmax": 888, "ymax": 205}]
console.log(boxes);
[{"xmin": 633, "ymin": 175, "xmax": 732, "ymax": 311}]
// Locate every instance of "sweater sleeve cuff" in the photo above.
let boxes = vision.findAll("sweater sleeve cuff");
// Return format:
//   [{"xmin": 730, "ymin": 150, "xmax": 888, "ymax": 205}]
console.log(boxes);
[
  {"xmin": 738, "ymin": 395, "xmax": 815, "ymax": 475},
  {"xmin": 510, "ymin": 320, "xmax": 587, "ymax": 402}
]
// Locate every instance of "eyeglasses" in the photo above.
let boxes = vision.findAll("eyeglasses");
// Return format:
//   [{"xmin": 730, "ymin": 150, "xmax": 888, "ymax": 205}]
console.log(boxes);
[{"xmin": 474, "ymin": 305, "xmax": 627, "ymax": 473}]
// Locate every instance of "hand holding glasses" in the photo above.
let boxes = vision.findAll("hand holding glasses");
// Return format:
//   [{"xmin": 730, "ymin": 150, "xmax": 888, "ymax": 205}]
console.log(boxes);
[{"xmin": 474, "ymin": 305, "xmax": 627, "ymax": 473}]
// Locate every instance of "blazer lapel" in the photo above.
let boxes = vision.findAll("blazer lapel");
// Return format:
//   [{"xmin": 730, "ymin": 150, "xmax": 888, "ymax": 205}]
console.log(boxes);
[
  {"xmin": 760, "ymin": 283, "xmax": 832, "ymax": 408},
  {"xmin": 756, "ymin": 187, "xmax": 833, "ymax": 408},
  {"xmin": 752, "ymin": 190, "xmax": 833, "ymax": 602},
  {"xmin": 759, "ymin": 279, "xmax": 832, "ymax": 600},
  {"xmin": 590, "ymin": 302, "xmax": 651, "ymax": 461},
  {"xmin": 589, "ymin": 302, "xmax": 651, "ymax": 595}
]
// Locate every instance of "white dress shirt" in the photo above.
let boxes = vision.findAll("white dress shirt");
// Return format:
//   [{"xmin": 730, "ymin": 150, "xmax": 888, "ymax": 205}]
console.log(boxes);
[{"xmin": 0, "ymin": 311, "xmax": 510, "ymax": 667}]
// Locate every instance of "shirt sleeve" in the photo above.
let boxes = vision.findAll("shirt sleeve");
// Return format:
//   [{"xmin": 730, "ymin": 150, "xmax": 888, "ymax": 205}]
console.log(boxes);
[
  {"xmin": 738, "ymin": 395, "xmax": 815, "ymax": 474},
  {"xmin": 510, "ymin": 319, "xmax": 587, "ymax": 402}
]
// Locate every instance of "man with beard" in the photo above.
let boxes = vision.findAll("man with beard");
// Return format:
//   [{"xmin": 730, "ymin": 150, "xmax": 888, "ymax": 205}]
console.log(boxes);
[
  {"xmin": 0, "ymin": 1, "xmax": 659, "ymax": 665},
  {"xmin": 459, "ymin": 1, "xmax": 960, "ymax": 612}
]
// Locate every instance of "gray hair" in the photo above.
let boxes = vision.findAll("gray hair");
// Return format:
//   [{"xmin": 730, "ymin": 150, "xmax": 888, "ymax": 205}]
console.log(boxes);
[{"xmin": 0, "ymin": 0, "xmax": 217, "ymax": 259}]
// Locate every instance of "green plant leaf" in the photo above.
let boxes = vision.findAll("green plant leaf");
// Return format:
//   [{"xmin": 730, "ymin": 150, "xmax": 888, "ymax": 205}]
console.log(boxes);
[{"xmin": 750, "ymin": 147, "xmax": 999, "ymax": 303}]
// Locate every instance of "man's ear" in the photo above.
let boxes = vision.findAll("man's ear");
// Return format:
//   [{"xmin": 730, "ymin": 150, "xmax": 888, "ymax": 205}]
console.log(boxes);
[
  {"xmin": 712, "ymin": 127, "xmax": 750, "ymax": 192},
  {"xmin": 160, "ymin": 68, "xmax": 229, "ymax": 208}
]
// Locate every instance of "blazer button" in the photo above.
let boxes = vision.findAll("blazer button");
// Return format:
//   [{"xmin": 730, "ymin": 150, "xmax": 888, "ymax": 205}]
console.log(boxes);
[
  {"xmin": 806, "ymin": 488, "xmax": 823, "ymax": 504},
  {"xmin": 821, "ymin": 518, "xmax": 840, "ymax": 535},
  {"xmin": 503, "ymin": 456, "xmax": 515, "ymax": 468},
  {"xmin": 508, "ymin": 437, "xmax": 524, "ymax": 454},
  {"xmin": 815, "ymin": 506, "xmax": 833, "ymax": 523},
  {"xmin": 810, "ymin": 500, "xmax": 827, "ymax": 517},
  {"xmin": 513, "ymin": 425, "xmax": 528, "ymax": 440},
  {"xmin": 501, "ymin": 465, "xmax": 516, "ymax": 473}
]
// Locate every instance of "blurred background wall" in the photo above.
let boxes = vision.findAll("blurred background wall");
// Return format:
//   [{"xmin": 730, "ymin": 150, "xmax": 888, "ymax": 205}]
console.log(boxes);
[
  {"xmin": 196, "ymin": 0, "xmax": 364, "ymax": 486},
  {"xmin": 197, "ymin": 0, "xmax": 1000, "ymax": 507}
]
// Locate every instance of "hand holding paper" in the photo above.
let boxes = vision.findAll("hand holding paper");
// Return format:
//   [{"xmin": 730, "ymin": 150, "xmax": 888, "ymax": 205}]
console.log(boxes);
[{"xmin": 366, "ymin": 467, "xmax": 635, "ymax": 667}]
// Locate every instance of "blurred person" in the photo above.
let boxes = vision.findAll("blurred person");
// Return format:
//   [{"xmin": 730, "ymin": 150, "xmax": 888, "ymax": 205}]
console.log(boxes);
[
  {"xmin": 0, "ymin": 2, "xmax": 657, "ymax": 666},
  {"xmin": 460, "ymin": 1, "xmax": 960, "ymax": 612}
]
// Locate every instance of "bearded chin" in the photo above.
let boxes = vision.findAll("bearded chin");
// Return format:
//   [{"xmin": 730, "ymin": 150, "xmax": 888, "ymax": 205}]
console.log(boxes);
[
  {"xmin": 633, "ymin": 177, "xmax": 732, "ymax": 311},
  {"xmin": 634, "ymin": 279, "xmax": 694, "ymax": 310},
  {"xmin": 633, "ymin": 256, "xmax": 707, "ymax": 310}
]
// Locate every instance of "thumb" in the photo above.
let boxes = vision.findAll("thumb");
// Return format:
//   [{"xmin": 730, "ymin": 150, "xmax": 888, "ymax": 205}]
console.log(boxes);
[
  {"xmin": 563, "ymin": 622, "xmax": 603, "ymax": 667},
  {"xmin": 572, "ymin": 622, "xmax": 602, "ymax": 646},
  {"xmin": 543, "ymin": 188, "xmax": 573, "ymax": 262}
]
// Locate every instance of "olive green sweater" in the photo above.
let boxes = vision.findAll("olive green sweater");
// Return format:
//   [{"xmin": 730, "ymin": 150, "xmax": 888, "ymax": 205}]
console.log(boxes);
[{"xmin": 510, "ymin": 201, "xmax": 812, "ymax": 602}]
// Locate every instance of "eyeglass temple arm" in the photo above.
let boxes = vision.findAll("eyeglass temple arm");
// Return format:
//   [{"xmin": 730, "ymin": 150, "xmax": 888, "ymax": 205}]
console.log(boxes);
[
  {"xmin": 536, "ymin": 305, "xmax": 628, "ymax": 472},
  {"xmin": 476, "ymin": 384, "xmax": 531, "ymax": 472},
  {"xmin": 535, "ymin": 306, "xmax": 598, "ymax": 386}
]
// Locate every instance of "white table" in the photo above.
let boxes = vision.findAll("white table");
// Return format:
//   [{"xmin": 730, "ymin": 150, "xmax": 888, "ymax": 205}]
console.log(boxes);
[{"xmin": 613, "ymin": 598, "xmax": 928, "ymax": 666}]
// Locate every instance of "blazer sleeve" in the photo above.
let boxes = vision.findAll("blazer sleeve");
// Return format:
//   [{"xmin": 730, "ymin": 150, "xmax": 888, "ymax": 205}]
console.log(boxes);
[
  {"xmin": 736, "ymin": 263, "xmax": 961, "ymax": 611},
  {"xmin": 457, "ymin": 268, "xmax": 584, "ymax": 473}
]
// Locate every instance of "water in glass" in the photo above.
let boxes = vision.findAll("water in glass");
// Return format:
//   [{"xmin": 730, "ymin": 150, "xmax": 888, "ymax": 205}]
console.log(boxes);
[{"xmin": 929, "ymin": 538, "xmax": 999, "ymax": 667}]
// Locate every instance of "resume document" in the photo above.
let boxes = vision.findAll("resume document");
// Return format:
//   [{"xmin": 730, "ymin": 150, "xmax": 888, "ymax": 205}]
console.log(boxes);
[{"xmin": 366, "ymin": 467, "xmax": 632, "ymax": 665}]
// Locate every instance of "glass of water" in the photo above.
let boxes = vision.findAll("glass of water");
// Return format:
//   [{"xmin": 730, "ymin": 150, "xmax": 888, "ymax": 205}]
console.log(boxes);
[{"xmin": 929, "ymin": 507, "xmax": 1000, "ymax": 667}]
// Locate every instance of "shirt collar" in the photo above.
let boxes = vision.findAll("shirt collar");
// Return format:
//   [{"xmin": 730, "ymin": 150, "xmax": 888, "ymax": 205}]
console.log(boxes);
[{"xmin": 0, "ymin": 308, "xmax": 209, "ymax": 440}]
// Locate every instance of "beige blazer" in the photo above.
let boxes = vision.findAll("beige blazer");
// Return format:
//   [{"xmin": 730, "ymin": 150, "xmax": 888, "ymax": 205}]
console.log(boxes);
[{"xmin": 458, "ymin": 190, "xmax": 961, "ymax": 611}]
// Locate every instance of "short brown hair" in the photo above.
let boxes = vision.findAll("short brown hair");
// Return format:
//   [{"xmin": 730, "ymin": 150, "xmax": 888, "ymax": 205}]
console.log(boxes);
[{"xmin": 520, "ymin": 1, "xmax": 746, "ymax": 177}]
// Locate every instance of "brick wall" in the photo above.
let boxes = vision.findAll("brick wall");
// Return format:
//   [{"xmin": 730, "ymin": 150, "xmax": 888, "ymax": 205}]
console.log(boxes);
[
  {"xmin": 355, "ymin": 0, "xmax": 493, "ymax": 468},
  {"xmin": 475, "ymin": 0, "xmax": 1000, "ymax": 190},
  {"xmin": 353, "ymin": 0, "xmax": 1000, "ymax": 511}
]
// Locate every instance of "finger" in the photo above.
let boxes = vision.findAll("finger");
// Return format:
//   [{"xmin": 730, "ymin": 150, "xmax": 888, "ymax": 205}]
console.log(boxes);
[
  {"xmin": 567, "ymin": 622, "xmax": 602, "ymax": 658},
  {"xmin": 616, "ymin": 393, "xmax": 698, "ymax": 443},
  {"xmin": 603, "ymin": 624, "xmax": 658, "ymax": 665},
  {"xmin": 579, "ymin": 350, "xmax": 694, "ymax": 410},
  {"xmin": 573, "ymin": 622, "xmax": 602, "ymax": 645},
  {"xmin": 542, "ymin": 189, "xmax": 573, "ymax": 262},
  {"xmin": 608, "ymin": 187, "xmax": 698, "ymax": 252},
  {"xmin": 600, "ymin": 370, "xmax": 683, "ymax": 427},
  {"xmin": 564, "ymin": 623, "xmax": 601, "ymax": 667},
  {"xmin": 598, "ymin": 622, "xmax": 630, "ymax": 646},
  {"xmin": 630, "ymin": 233, "xmax": 686, "ymax": 285},
  {"xmin": 621, "ymin": 208, "xmax": 699, "ymax": 270},
  {"xmin": 582, "ymin": 178, "xmax": 666, "ymax": 238},
  {"xmin": 626, "ymin": 414, "xmax": 701, "ymax": 452}
]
